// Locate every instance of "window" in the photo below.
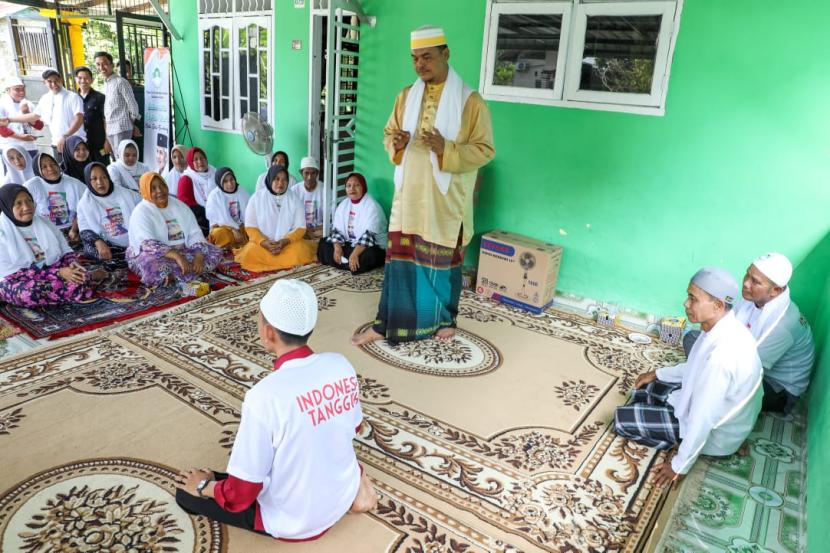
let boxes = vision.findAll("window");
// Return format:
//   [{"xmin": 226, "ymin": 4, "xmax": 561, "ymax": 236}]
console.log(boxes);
[
  {"xmin": 480, "ymin": 1, "xmax": 683, "ymax": 115},
  {"xmin": 198, "ymin": 3, "xmax": 272, "ymax": 131}
]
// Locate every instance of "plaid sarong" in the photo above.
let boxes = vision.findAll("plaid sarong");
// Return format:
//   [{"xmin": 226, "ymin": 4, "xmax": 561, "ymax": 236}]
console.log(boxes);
[
  {"xmin": 372, "ymin": 231, "xmax": 464, "ymax": 343},
  {"xmin": 614, "ymin": 379, "xmax": 682, "ymax": 450}
]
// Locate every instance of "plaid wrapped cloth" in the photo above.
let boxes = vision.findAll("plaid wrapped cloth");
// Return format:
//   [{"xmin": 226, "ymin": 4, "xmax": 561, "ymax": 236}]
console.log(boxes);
[
  {"xmin": 614, "ymin": 379, "xmax": 682, "ymax": 450},
  {"xmin": 327, "ymin": 227, "xmax": 377, "ymax": 248}
]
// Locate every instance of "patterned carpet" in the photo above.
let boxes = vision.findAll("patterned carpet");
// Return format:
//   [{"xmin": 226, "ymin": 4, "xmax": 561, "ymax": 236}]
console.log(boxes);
[
  {"xmin": 654, "ymin": 409, "xmax": 807, "ymax": 553},
  {"xmin": 0, "ymin": 265, "xmax": 689, "ymax": 551}
]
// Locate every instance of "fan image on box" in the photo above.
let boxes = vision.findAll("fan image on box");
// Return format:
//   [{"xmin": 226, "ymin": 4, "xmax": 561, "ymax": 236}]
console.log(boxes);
[
  {"xmin": 241, "ymin": 113, "xmax": 274, "ymax": 158},
  {"xmin": 517, "ymin": 251, "xmax": 536, "ymax": 299}
]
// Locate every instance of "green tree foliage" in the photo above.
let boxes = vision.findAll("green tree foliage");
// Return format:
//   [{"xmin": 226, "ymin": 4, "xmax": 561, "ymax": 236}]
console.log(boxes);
[{"xmin": 81, "ymin": 19, "xmax": 118, "ymax": 89}]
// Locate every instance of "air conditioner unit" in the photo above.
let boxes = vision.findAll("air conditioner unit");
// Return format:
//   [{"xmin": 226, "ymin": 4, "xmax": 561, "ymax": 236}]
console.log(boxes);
[{"xmin": 516, "ymin": 61, "xmax": 529, "ymax": 72}]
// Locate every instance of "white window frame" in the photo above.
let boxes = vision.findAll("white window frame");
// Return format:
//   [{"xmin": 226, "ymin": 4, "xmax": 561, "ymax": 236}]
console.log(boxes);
[
  {"xmin": 197, "ymin": 4, "xmax": 273, "ymax": 133},
  {"xmin": 481, "ymin": 2, "xmax": 572, "ymax": 103},
  {"xmin": 479, "ymin": 0, "xmax": 684, "ymax": 116}
]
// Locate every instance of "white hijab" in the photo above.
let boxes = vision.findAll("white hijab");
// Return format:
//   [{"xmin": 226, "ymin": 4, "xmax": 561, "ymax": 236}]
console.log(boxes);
[
  {"xmin": 2, "ymin": 147, "xmax": 35, "ymax": 186},
  {"xmin": 332, "ymin": 193, "xmax": 388, "ymax": 248},
  {"xmin": 205, "ymin": 186, "xmax": 250, "ymax": 230},
  {"xmin": 0, "ymin": 213, "xmax": 70, "ymax": 278},
  {"xmin": 128, "ymin": 197, "xmax": 206, "ymax": 252},
  {"xmin": 182, "ymin": 165, "xmax": 217, "ymax": 207},
  {"xmin": 395, "ymin": 66, "xmax": 473, "ymax": 196},
  {"xmin": 77, "ymin": 184, "xmax": 141, "ymax": 246},
  {"xmin": 109, "ymin": 139, "xmax": 150, "ymax": 192},
  {"xmin": 244, "ymin": 187, "xmax": 305, "ymax": 241}
]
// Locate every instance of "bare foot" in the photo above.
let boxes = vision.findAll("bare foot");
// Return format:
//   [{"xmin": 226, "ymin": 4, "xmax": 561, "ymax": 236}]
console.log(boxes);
[
  {"xmin": 737, "ymin": 440, "xmax": 750, "ymax": 457},
  {"xmin": 349, "ymin": 473, "xmax": 378, "ymax": 513},
  {"xmin": 435, "ymin": 327, "xmax": 456, "ymax": 340},
  {"xmin": 351, "ymin": 327, "xmax": 384, "ymax": 346}
]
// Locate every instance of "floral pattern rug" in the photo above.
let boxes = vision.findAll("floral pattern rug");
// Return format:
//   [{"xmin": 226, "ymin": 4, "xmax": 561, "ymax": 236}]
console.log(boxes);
[
  {"xmin": 654, "ymin": 409, "xmax": 807, "ymax": 553},
  {"xmin": 105, "ymin": 264, "xmax": 687, "ymax": 551}
]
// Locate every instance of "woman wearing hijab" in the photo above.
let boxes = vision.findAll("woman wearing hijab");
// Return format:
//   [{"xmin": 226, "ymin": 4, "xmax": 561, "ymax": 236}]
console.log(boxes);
[
  {"xmin": 77, "ymin": 162, "xmax": 141, "ymax": 271},
  {"xmin": 0, "ymin": 184, "xmax": 100, "ymax": 307},
  {"xmin": 318, "ymin": 172, "xmax": 387, "ymax": 274},
  {"xmin": 127, "ymin": 172, "xmax": 222, "ymax": 286},
  {"xmin": 176, "ymin": 147, "xmax": 216, "ymax": 235},
  {"xmin": 1, "ymin": 146, "xmax": 35, "ymax": 186},
  {"xmin": 59, "ymin": 135, "xmax": 93, "ymax": 182},
  {"xmin": 234, "ymin": 164, "xmax": 317, "ymax": 272},
  {"xmin": 254, "ymin": 150, "xmax": 297, "ymax": 191},
  {"xmin": 24, "ymin": 152, "xmax": 85, "ymax": 243},
  {"xmin": 205, "ymin": 166, "xmax": 250, "ymax": 249},
  {"xmin": 108, "ymin": 139, "xmax": 150, "ymax": 192},
  {"xmin": 162, "ymin": 144, "xmax": 188, "ymax": 197}
]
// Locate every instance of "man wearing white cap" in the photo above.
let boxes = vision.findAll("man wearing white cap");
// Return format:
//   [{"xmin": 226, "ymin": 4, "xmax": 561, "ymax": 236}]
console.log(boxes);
[
  {"xmin": 733, "ymin": 253, "xmax": 814, "ymax": 412},
  {"xmin": 0, "ymin": 77, "xmax": 43, "ymax": 160},
  {"xmin": 352, "ymin": 25, "xmax": 495, "ymax": 346},
  {"xmin": 291, "ymin": 155, "xmax": 330, "ymax": 240},
  {"xmin": 614, "ymin": 267, "xmax": 763, "ymax": 487},
  {"xmin": 175, "ymin": 279, "xmax": 377, "ymax": 540}
]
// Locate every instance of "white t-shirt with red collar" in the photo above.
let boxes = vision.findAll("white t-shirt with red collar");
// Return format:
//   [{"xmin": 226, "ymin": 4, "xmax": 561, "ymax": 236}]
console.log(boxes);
[{"xmin": 225, "ymin": 346, "xmax": 363, "ymax": 539}]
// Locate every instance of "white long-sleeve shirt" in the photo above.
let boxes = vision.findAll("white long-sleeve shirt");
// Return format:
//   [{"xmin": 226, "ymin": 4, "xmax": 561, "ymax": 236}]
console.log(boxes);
[{"xmin": 656, "ymin": 311, "xmax": 763, "ymax": 474}]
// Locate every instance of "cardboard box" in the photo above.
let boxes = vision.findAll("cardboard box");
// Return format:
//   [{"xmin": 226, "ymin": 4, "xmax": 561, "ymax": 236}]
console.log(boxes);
[{"xmin": 476, "ymin": 230, "xmax": 563, "ymax": 314}]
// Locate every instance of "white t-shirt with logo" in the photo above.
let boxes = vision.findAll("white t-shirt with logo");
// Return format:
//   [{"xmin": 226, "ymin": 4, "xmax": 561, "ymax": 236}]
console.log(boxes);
[
  {"xmin": 0, "ymin": 95, "xmax": 38, "ymax": 150},
  {"xmin": 34, "ymin": 89, "xmax": 86, "ymax": 146},
  {"xmin": 226, "ymin": 352, "xmax": 363, "ymax": 539},
  {"xmin": 290, "ymin": 182, "xmax": 328, "ymax": 228},
  {"xmin": 18, "ymin": 226, "xmax": 46, "ymax": 266}
]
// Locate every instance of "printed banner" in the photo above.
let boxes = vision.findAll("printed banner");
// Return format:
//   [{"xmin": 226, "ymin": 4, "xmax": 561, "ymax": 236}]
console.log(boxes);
[{"xmin": 143, "ymin": 47, "xmax": 171, "ymax": 175}]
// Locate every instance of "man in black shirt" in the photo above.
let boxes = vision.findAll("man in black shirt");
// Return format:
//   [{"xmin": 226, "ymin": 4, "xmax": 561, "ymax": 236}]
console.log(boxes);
[{"xmin": 74, "ymin": 66, "xmax": 108, "ymax": 164}]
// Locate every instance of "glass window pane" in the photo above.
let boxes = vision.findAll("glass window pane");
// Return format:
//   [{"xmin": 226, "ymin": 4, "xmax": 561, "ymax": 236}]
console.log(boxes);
[
  {"xmin": 204, "ymin": 96, "xmax": 211, "ymax": 117},
  {"xmin": 221, "ymin": 50, "xmax": 229, "ymax": 95},
  {"xmin": 202, "ymin": 29, "xmax": 209, "ymax": 48},
  {"xmin": 212, "ymin": 76, "xmax": 221, "ymax": 120},
  {"xmin": 211, "ymin": 28, "xmax": 219, "ymax": 73},
  {"xmin": 239, "ymin": 54, "xmax": 248, "ymax": 96},
  {"xmin": 493, "ymin": 13, "xmax": 562, "ymax": 90},
  {"xmin": 259, "ymin": 102, "xmax": 267, "ymax": 120},
  {"xmin": 221, "ymin": 27, "xmax": 229, "ymax": 49},
  {"xmin": 203, "ymin": 52, "xmax": 211, "ymax": 94},
  {"xmin": 579, "ymin": 15, "xmax": 661, "ymax": 94},
  {"xmin": 258, "ymin": 50, "xmax": 267, "ymax": 100},
  {"xmin": 240, "ymin": 98, "xmax": 248, "ymax": 115},
  {"xmin": 239, "ymin": 27, "xmax": 246, "ymax": 49},
  {"xmin": 222, "ymin": 99, "xmax": 229, "ymax": 118},
  {"xmin": 259, "ymin": 26, "xmax": 267, "ymax": 48},
  {"xmin": 249, "ymin": 78, "xmax": 256, "ymax": 110}
]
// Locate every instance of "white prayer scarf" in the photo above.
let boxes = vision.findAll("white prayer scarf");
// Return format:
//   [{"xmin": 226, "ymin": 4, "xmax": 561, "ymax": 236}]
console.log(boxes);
[
  {"xmin": 77, "ymin": 186, "xmax": 141, "ymax": 248},
  {"xmin": 1, "ymin": 146, "xmax": 35, "ymax": 186},
  {"xmin": 332, "ymin": 194, "xmax": 388, "ymax": 248},
  {"xmin": 108, "ymin": 140, "xmax": 150, "ymax": 192},
  {"xmin": 0, "ymin": 213, "xmax": 70, "ymax": 278},
  {"xmin": 733, "ymin": 288, "xmax": 791, "ymax": 346},
  {"xmin": 244, "ymin": 188, "xmax": 305, "ymax": 241},
  {"xmin": 128, "ymin": 197, "xmax": 206, "ymax": 252},
  {"xmin": 205, "ymin": 186, "xmax": 250, "ymax": 230},
  {"xmin": 182, "ymin": 165, "xmax": 217, "ymax": 206},
  {"xmin": 395, "ymin": 66, "xmax": 472, "ymax": 196}
]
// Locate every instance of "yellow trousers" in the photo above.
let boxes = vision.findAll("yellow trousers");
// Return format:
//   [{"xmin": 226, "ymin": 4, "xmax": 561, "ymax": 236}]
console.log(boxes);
[{"xmin": 233, "ymin": 227, "xmax": 318, "ymax": 272}]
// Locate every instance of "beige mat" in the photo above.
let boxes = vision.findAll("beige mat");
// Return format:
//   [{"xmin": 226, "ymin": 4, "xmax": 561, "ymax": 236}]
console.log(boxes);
[{"xmin": 0, "ymin": 265, "xmax": 685, "ymax": 551}]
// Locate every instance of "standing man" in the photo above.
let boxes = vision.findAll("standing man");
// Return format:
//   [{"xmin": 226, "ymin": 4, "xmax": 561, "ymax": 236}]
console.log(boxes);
[
  {"xmin": 291, "ymin": 156, "xmax": 328, "ymax": 240},
  {"xmin": 0, "ymin": 77, "xmax": 43, "ymax": 161},
  {"xmin": 74, "ymin": 66, "xmax": 108, "ymax": 163},
  {"xmin": 175, "ymin": 279, "xmax": 377, "ymax": 540},
  {"xmin": 94, "ymin": 51, "xmax": 141, "ymax": 160},
  {"xmin": 8, "ymin": 69, "xmax": 85, "ymax": 162},
  {"xmin": 352, "ymin": 26, "xmax": 495, "ymax": 345}
]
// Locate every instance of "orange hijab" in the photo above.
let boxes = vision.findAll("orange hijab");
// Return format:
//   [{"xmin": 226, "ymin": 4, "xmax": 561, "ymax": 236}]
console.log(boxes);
[{"xmin": 139, "ymin": 172, "xmax": 165, "ymax": 205}]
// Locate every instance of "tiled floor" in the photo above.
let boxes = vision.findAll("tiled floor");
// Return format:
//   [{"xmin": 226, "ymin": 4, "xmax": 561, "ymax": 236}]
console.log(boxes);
[{"xmin": 656, "ymin": 408, "xmax": 807, "ymax": 552}]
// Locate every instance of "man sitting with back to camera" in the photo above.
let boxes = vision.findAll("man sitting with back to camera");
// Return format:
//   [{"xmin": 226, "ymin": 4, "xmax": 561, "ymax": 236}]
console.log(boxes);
[{"xmin": 175, "ymin": 279, "xmax": 377, "ymax": 540}]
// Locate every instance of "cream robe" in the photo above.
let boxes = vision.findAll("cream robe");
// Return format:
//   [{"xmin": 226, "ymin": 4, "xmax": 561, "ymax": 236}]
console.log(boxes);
[
  {"xmin": 656, "ymin": 311, "xmax": 763, "ymax": 474},
  {"xmin": 384, "ymin": 80, "xmax": 495, "ymax": 248}
]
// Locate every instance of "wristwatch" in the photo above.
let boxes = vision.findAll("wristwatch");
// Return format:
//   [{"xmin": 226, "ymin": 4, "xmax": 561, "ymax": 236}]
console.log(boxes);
[{"xmin": 196, "ymin": 478, "xmax": 211, "ymax": 497}]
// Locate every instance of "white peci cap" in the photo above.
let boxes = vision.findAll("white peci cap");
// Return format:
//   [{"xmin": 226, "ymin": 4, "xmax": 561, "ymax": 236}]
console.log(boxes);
[
  {"xmin": 300, "ymin": 156, "xmax": 319, "ymax": 171},
  {"xmin": 752, "ymin": 252, "xmax": 792, "ymax": 288},
  {"xmin": 259, "ymin": 279, "xmax": 318, "ymax": 335}
]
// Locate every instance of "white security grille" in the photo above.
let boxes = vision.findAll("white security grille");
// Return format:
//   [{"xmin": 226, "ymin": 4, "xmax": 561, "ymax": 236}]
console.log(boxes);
[{"xmin": 199, "ymin": 0, "xmax": 271, "ymax": 14}]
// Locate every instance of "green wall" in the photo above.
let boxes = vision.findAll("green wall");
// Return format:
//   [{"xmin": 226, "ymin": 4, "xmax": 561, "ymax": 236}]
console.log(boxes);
[
  {"xmin": 170, "ymin": 1, "xmax": 828, "ymax": 547},
  {"xmin": 169, "ymin": 4, "xmax": 310, "ymax": 190}
]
